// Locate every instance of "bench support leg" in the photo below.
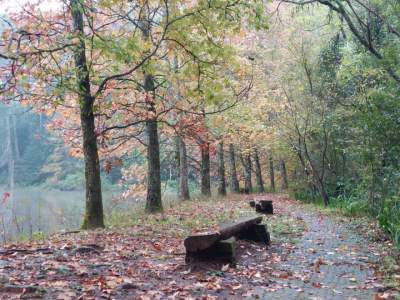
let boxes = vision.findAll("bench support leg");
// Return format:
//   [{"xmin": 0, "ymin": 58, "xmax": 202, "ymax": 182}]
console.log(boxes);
[
  {"xmin": 185, "ymin": 237, "xmax": 236, "ymax": 263},
  {"xmin": 236, "ymin": 224, "xmax": 270, "ymax": 245}
]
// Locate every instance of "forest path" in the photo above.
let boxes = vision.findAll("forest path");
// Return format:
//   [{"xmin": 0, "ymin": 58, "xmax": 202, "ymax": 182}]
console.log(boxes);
[
  {"xmin": 0, "ymin": 193, "xmax": 397, "ymax": 300},
  {"xmin": 260, "ymin": 196, "xmax": 387, "ymax": 300}
]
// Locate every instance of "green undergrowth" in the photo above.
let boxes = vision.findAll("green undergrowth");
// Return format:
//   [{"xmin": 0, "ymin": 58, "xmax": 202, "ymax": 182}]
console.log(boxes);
[
  {"xmin": 378, "ymin": 255, "xmax": 400, "ymax": 294},
  {"xmin": 292, "ymin": 190, "xmax": 400, "ymax": 249}
]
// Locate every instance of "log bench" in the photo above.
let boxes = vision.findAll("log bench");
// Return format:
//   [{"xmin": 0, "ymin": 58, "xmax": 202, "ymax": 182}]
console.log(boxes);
[
  {"xmin": 250, "ymin": 200, "xmax": 273, "ymax": 214},
  {"xmin": 184, "ymin": 216, "xmax": 270, "ymax": 263}
]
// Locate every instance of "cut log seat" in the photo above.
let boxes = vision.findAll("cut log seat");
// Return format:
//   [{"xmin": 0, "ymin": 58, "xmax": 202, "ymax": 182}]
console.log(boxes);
[
  {"xmin": 184, "ymin": 216, "xmax": 268, "ymax": 262},
  {"xmin": 184, "ymin": 232, "xmax": 221, "ymax": 253},
  {"xmin": 251, "ymin": 199, "xmax": 273, "ymax": 214},
  {"xmin": 185, "ymin": 237, "xmax": 236, "ymax": 263},
  {"xmin": 219, "ymin": 216, "xmax": 262, "ymax": 240},
  {"xmin": 236, "ymin": 224, "xmax": 270, "ymax": 244}
]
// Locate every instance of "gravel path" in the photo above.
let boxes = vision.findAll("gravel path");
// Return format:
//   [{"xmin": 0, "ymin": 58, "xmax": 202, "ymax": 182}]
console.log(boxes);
[{"xmin": 262, "ymin": 207, "xmax": 382, "ymax": 300}]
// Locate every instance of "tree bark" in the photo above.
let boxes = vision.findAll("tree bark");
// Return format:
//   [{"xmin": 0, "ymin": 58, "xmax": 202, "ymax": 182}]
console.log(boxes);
[
  {"xmin": 280, "ymin": 160, "xmax": 288, "ymax": 189},
  {"xmin": 240, "ymin": 153, "xmax": 252, "ymax": 194},
  {"xmin": 175, "ymin": 136, "xmax": 180, "ymax": 176},
  {"xmin": 144, "ymin": 74, "xmax": 162, "ymax": 213},
  {"xmin": 200, "ymin": 141, "xmax": 211, "ymax": 197},
  {"xmin": 269, "ymin": 156, "xmax": 275, "ymax": 192},
  {"xmin": 12, "ymin": 115, "xmax": 20, "ymax": 159},
  {"xmin": 179, "ymin": 136, "xmax": 190, "ymax": 200},
  {"xmin": 139, "ymin": 13, "xmax": 162, "ymax": 213},
  {"xmin": 253, "ymin": 149, "xmax": 264, "ymax": 193},
  {"xmin": 175, "ymin": 136, "xmax": 180, "ymax": 197},
  {"xmin": 217, "ymin": 141, "xmax": 227, "ymax": 196},
  {"xmin": 319, "ymin": 179, "xmax": 330, "ymax": 207},
  {"xmin": 228, "ymin": 144, "xmax": 240, "ymax": 193},
  {"xmin": 71, "ymin": 0, "xmax": 104, "ymax": 229},
  {"xmin": 302, "ymin": 135, "xmax": 330, "ymax": 206},
  {"xmin": 295, "ymin": 147, "xmax": 318, "ymax": 195}
]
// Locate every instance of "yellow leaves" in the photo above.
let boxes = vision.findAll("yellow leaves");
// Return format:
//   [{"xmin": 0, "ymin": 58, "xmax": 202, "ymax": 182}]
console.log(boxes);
[
  {"xmin": 211, "ymin": 115, "xmax": 225, "ymax": 128},
  {"xmin": 70, "ymin": 37, "xmax": 80, "ymax": 44},
  {"xmin": 68, "ymin": 148, "xmax": 82, "ymax": 158}
]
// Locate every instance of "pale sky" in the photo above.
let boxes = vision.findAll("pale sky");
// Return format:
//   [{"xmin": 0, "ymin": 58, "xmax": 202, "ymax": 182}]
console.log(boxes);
[{"xmin": 0, "ymin": 0, "xmax": 60, "ymax": 14}]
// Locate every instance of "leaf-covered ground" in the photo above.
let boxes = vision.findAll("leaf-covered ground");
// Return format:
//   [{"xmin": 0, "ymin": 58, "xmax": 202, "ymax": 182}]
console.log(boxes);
[{"xmin": 0, "ymin": 194, "xmax": 398, "ymax": 299}]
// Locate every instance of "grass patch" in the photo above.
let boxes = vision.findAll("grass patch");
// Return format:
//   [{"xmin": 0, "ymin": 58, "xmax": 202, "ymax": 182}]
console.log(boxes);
[
  {"xmin": 106, "ymin": 194, "xmax": 307, "ymax": 245},
  {"xmin": 377, "ymin": 255, "xmax": 400, "ymax": 293},
  {"xmin": 106, "ymin": 194, "xmax": 257, "ymax": 238},
  {"xmin": 268, "ymin": 214, "xmax": 306, "ymax": 244}
]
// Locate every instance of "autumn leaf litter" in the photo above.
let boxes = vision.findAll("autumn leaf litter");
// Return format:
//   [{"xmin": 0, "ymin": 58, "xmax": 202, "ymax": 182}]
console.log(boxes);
[{"xmin": 0, "ymin": 194, "xmax": 398, "ymax": 299}]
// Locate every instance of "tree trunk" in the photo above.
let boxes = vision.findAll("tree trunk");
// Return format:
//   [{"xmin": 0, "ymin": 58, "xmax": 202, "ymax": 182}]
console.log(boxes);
[
  {"xmin": 200, "ymin": 141, "xmax": 211, "ymax": 197},
  {"xmin": 240, "ymin": 154, "xmax": 252, "ymax": 194},
  {"xmin": 280, "ymin": 160, "xmax": 288, "ymax": 189},
  {"xmin": 144, "ymin": 74, "xmax": 162, "ymax": 213},
  {"xmin": 175, "ymin": 136, "xmax": 180, "ymax": 197},
  {"xmin": 319, "ymin": 180, "xmax": 330, "ymax": 207},
  {"xmin": 217, "ymin": 141, "xmax": 227, "ymax": 196},
  {"xmin": 6, "ymin": 115, "xmax": 14, "ymax": 192},
  {"xmin": 12, "ymin": 115, "xmax": 20, "ymax": 159},
  {"xmin": 269, "ymin": 156, "xmax": 275, "ymax": 192},
  {"xmin": 175, "ymin": 136, "xmax": 180, "ymax": 175},
  {"xmin": 311, "ymin": 166, "xmax": 330, "ymax": 207},
  {"xmin": 139, "ymin": 14, "xmax": 162, "ymax": 213},
  {"xmin": 296, "ymin": 148, "xmax": 318, "ymax": 196},
  {"xmin": 302, "ymin": 140, "xmax": 330, "ymax": 206},
  {"xmin": 179, "ymin": 136, "xmax": 190, "ymax": 200},
  {"xmin": 228, "ymin": 144, "xmax": 240, "ymax": 193},
  {"xmin": 246, "ymin": 155, "xmax": 253, "ymax": 193},
  {"xmin": 253, "ymin": 149, "xmax": 264, "ymax": 193},
  {"xmin": 71, "ymin": 0, "xmax": 104, "ymax": 229}
]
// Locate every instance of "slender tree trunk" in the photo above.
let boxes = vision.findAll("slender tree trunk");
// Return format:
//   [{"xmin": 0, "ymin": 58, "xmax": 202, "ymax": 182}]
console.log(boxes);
[
  {"xmin": 175, "ymin": 136, "xmax": 180, "ymax": 197},
  {"xmin": 144, "ymin": 74, "xmax": 162, "ymax": 213},
  {"xmin": 139, "ymin": 14, "xmax": 162, "ymax": 212},
  {"xmin": 179, "ymin": 136, "xmax": 190, "ymax": 200},
  {"xmin": 240, "ymin": 154, "xmax": 252, "ymax": 194},
  {"xmin": 217, "ymin": 141, "xmax": 227, "ymax": 196},
  {"xmin": 71, "ymin": 0, "xmax": 104, "ymax": 229},
  {"xmin": 310, "ymin": 165, "xmax": 330, "ymax": 207},
  {"xmin": 228, "ymin": 144, "xmax": 240, "ymax": 193},
  {"xmin": 269, "ymin": 156, "xmax": 275, "ymax": 192},
  {"xmin": 253, "ymin": 149, "xmax": 264, "ymax": 193},
  {"xmin": 302, "ymin": 141, "xmax": 330, "ymax": 206},
  {"xmin": 296, "ymin": 149, "xmax": 318, "ymax": 196},
  {"xmin": 6, "ymin": 116, "xmax": 12, "ymax": 188},
  {"xmin": 319, "ymin": 180, "xmax": 330, "ymax": 207},
  {"xmin": 200, "ymin": 141, "xmax": 211, "ymax": 197},
  {"xmin": 246, "ymin": 155, "xmax": 253, "ymax": 193},
  {"xmin": 280, "ymin": 160, "xmax": 288, "ymax": 189},
  {"xmin": 12, "ymin": 115, "xmax": 19, "ymax": 159}
]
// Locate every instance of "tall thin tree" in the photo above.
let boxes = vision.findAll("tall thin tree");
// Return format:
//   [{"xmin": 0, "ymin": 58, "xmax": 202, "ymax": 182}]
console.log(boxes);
[
  {"xmin": 240, "ymin": 153, "xmax": 252, "ymax": 194},
  {"xmin": 179, "ymin": 136, "xmax": 190, "ymax": 200},
  {"xmin": 217, "ymin": 141, "xmax": 227, "ymax": 196},
  {"xmin": 269, "ymin": 156, "xmax": 275, "ymax": 192},
  {"xmin": 200, "ymin": 141, "xmax": 211, "ymax": 197},
  {"xmin": 280, "ymin": 160, "xmax": 289, "ymax": 189},
  {"xmin": 140, "ymin": 13, "xmax": 162, "ymax": 213},
  {"xmin": 71, "ymin": 0, "xmax": 104, "ymax": 229},
  {"xmin": 253, "ymin": 148, "xmax": 265, "ymax": 193},
  {"xmin": 228, "ymin": 144, "xmax": 240, "ymax": 193}
]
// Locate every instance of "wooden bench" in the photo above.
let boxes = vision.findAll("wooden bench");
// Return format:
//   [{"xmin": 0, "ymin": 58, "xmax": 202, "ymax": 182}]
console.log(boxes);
[
  {"xmin": 184, "ymin": 216, "xmax": 270, "ymax": 263},
  {"xmin": 250, "ymin": 200, "xmax": 273, "ymax": 214}
]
